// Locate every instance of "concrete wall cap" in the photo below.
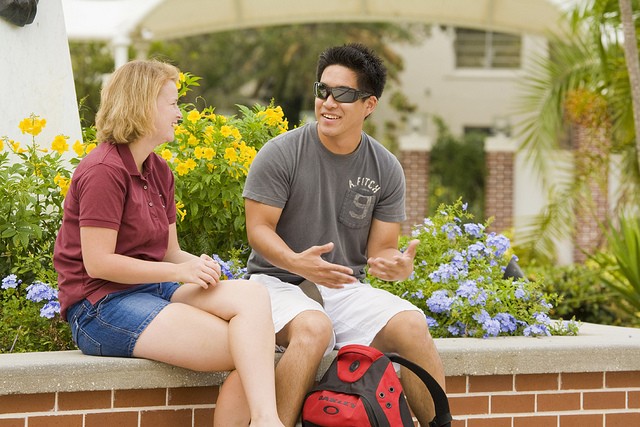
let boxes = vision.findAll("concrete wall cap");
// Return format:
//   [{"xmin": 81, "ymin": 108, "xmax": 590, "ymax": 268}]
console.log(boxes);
[{"xmin": 1, "ymin": 322, "xmax": 638, "ymax": 395}]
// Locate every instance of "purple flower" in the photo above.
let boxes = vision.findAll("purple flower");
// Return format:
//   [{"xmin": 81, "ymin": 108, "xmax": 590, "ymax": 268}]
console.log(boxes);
[
  {"xmin": 2, "ymin": 274, "xmax": 21, "ymax": 290},
  {"xmin": 40, "ymin": 300, "xmax": 61, "ymax": 319},
  {"xmin": 494, "ymin": 313, "xmax": 517, "ymax": 333},
  {"xmin": 26, "ymin": 282, "xmax": 58, "ymax": 302},
  {"xmin": 447, "ymin": 322, "xmax": 466, "ymax": 336},
  {"xmin": 463, "ymin": 223, "xmax": 484, "ymax": 238},
  {"xmin": 486, "ymin": 233, "xmax": 510, "ymax": 257},
  {"xmin": 441, "ymin": 223, "xmax": 462, "ymax": 240},
  {"xmin": 473, "ymin": 309, "xmax": 501, "ymax": 337},
  {"xmin": 515, "ymin": 285, "xmax": 528, "ymax": 300},
  {"xmin": 212, "ymin": 254, "xmax": 238, "ymax": 279},
  {"xmin": 425, "ymin": 316, "xmax": 439, "ymax": 328},
  {"xmin": 426, "ymin": 290, "xmax": 454, "ymax": 314},
  {"xmin": 411, "ymin": 289, "xmax": 424, "ymax": 299},
  {"xmin": 524, "ymin": 323, "xmax": 551, "ymax": 337},
  {"xmin": 456, "ymin": 280, "xmax": 487, "ymax": 306},
  {"xmin": 467, "ymin": 242, "xmax": 491, "ymax": 260}
]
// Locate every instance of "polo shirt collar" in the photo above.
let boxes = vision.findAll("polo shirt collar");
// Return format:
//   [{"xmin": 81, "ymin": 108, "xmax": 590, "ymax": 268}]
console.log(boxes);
[{"xmin": 115, "ymin": 143, "xmax": 154, "ymax": 178}]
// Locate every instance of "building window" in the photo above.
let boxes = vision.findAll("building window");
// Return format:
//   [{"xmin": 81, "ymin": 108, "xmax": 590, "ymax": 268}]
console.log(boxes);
[{"xmin": 455, "ymin": 28, "xmax": 521, "ymax": 69}]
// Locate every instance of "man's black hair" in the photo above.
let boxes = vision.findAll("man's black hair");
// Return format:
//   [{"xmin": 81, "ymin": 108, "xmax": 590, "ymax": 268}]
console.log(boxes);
[{"xmin": 316, "ymin": 43, "xmax": 387, "ymax": 99}]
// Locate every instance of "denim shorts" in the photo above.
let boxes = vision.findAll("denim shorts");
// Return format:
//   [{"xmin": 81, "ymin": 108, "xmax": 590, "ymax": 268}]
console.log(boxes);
[{"xmin": 67, "ymin": 282, "xmax": 180, "ymax": 357}]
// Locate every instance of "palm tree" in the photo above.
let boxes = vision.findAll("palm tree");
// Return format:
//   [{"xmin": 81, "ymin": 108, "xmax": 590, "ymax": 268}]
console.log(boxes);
[
  {"xmin": 515, "ymin": 0, "xmax": 640, "ymax": 262},
  {"xmin": 619, "ymin": 0, "xmax": 640, "ymax": 170}
]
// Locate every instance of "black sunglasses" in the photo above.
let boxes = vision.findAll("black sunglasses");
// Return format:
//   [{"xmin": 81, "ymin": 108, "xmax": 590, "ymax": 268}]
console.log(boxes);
[{"xmin": 313, "ymin": 82, "xmax": 372, "ymax": 103}]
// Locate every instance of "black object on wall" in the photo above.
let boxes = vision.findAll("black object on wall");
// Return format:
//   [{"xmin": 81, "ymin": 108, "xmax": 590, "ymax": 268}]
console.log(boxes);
[{"xmin": 0, "ymin": 0, "xmax": 39, "ymax": 27}]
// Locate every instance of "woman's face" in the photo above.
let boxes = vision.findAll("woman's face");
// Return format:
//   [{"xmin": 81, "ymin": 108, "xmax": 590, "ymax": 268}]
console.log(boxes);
[{"xmin": 154, "ymin": 79, "xmax": 182, "ymax": 144}]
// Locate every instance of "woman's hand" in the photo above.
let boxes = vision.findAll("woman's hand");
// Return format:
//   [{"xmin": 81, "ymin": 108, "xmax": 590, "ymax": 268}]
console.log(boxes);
[{"xmin": 178, "ymin": 254, "xmax": 221, "ymax": 289}]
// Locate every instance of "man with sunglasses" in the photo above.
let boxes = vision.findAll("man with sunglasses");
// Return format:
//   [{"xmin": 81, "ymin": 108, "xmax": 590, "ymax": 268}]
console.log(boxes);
[{"xmin": 243, "ymin": 43, "xmax": 445, "ymax": 427}]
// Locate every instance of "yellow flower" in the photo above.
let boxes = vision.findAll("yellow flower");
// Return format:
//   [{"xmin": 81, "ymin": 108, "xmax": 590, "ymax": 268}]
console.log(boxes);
[
  {"xmin": 175, "ymin": 160, "xmax": 190, "ymax": 176},
  {"xmin": 194, "ymin": 146, "xmax": 204, "ymax": 160},
  {"xmin": 175, "ymin": 200, "xmax": 187, "ymax": 221},
  {"xmin": 18, "ymin": 115, "xmax": 46, "ymax": 136},
  {"xmin": 224, "ymin": 147, "xmax": 238, "ymax": 163},
  {"xmin": 187, "ymin": 109, "xmax": 201, "ymax": 123},
  {"xmin": 10, "ymin": 141, "xmax": 26, "ymax": 154},
  {"xmin": 54, "ymin": 173, "xmax": 71, "ymax": 197},
  {"xmin": 161, "ymin": 149, "xmax": 173, "ymax": 161},
  {"xmin": 73, "ymin": 140, "xmax": 84, "ymax": 156},
  {"xmin": 184, "ymin": 158, "xmax": 197, "ymax": 171},
  {"xmin": 278, "ymin": 119, "xmax": 289, "ymax": 134},
  {"xmin": 258, "ymin": 106, "xmax": 285, "ymax": 127},
  {"xmin": 51, "ymin": 134, "xmax": 69, "ymax": 154},
  {"xmin": 174, "ymin": 125, "xmax": 189, "ymax": 136},
  {"xmin": 0, "ymin": 138, "xmax": 4, "ymax": 151},
  {"xmin": 179, "ymin": 72, "xmax": 186, "ymax": 83},
  {"xmin": 203, "ymin": 147, "xmax": 215, "ymax": 160},
  {"xmin": 187, "ymin": 134, "xmax": 198, "ymax": 146},
  {"xmin": 86, "ymin": 143, "xmax": 96, "ymax": 153},
  {"xmin": 239, "ymin": 142, "xmax": 257, "ymax": 163},
  {"xmin": 220, "ymin": 125, "xmax": 233, "ymax": 138}
]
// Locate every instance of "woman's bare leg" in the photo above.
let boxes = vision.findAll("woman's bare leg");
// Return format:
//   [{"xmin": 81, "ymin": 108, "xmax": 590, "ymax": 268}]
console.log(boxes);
[
  {"xmin": 214, "ymin": 370, "xmax": 250, "ymax": 427},
  {"xmin": 134, "ymin": 280, "xmax": 282, "ymax": 426}
]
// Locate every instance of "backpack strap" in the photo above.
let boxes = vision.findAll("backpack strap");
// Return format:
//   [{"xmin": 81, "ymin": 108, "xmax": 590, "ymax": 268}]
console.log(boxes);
[{"xmin": 386, "ymin": 353, "xmax": 452, "ymax": 427}]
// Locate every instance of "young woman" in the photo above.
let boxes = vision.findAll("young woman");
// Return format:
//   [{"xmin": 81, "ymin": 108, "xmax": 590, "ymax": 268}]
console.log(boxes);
[{"xmin": 54, "ymin": 59, "xmax": 283, "ymax": 427}]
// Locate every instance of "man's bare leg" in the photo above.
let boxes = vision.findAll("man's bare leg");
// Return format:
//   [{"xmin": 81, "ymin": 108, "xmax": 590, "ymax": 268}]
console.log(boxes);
[
  {"xmin": 274, "ymin": 310, "xmax": 334, "ymax": 427},
  {"xmin": 371, "ymin": 310, "xmax": 445, "ymax": 426}
]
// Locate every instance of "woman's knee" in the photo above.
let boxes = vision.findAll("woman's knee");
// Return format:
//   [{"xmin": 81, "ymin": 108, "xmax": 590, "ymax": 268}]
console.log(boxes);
[{"xmin": 227, "ymin": 279, "xmax": 270, "ymax": 303}]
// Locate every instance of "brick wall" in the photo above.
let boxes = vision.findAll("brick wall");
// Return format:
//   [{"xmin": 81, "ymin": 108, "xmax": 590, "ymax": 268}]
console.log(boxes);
[
  {"xmin": 447, "ymin": 371, "xmax": 640, "ymax": 427},
  {"xmin": 0, "ymin": 386, "xmax": 217, "ymax": 427},
  {"xmin": 484, "ymin": 150, "xmax": 514, "ymax": 234},
  {"xmin": 2, "ymin": 371, "xmax": 639, "ymax": 427},
  {"xmin": 400, "ymin": 149, "xmax": 430, "ymax": 235}
]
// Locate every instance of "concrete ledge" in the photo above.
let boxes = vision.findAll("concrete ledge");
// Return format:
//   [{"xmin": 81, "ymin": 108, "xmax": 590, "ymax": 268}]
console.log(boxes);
[
  {"xmin": 435, "ymin": 322, "xmax": 640, "ymax": 376},
  {"xmin": 1, "ymin": 322, "xmax": 639, "ymax": 395}
]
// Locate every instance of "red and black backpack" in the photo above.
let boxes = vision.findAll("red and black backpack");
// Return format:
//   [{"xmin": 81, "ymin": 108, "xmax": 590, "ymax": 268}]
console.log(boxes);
[{"xmin": 301, "ymin": 344, "xmax": 451, "ymax": 427}]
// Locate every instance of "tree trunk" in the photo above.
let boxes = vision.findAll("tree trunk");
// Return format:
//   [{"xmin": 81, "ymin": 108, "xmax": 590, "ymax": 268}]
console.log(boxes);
[{"xmin": 619, "ymin": 0, "xmax": 640, "ymax": 173}]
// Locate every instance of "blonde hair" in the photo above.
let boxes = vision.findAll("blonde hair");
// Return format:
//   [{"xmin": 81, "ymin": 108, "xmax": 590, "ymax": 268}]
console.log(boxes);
[{"xmin": 95, "ymin": 59, "xmax": 180, "ymax": 144}]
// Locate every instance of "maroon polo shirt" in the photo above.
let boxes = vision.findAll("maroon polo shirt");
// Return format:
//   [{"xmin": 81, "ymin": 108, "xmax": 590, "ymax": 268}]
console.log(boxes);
[{"xmin": 54, "ymin": 142, "xmax": 177, "ymax": 320}]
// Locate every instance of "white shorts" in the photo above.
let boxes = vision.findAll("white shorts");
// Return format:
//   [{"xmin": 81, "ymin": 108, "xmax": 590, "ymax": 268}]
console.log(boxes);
[{"xmin": 249, "ymin": 274, "xmax": 423, "ymax": 356}]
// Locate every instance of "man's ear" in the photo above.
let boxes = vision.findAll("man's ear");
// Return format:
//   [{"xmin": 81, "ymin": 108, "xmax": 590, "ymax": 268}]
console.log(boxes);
[{"xmin": 365, "ymin": 96, "xmax": 378, "ymax": 116}]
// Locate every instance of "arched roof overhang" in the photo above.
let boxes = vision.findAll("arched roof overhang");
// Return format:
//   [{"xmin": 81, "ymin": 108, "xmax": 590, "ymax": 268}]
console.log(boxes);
[{"xmin": 62, "ymin": 0, "xmax": 568, "ymax": 66}]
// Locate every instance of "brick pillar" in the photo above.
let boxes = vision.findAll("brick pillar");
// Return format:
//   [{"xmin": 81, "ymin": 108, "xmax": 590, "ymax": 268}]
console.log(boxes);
[
  {"xmin": 398, "ymin": 131, "xmax": 432, "ymax": 235},
  {"xmin": 485, "ymin": 133, "xmax": 515, "ymax": 234},
  {"xmin": 572, "ymin": 125, "xmax": 609, "ymax": 263}
]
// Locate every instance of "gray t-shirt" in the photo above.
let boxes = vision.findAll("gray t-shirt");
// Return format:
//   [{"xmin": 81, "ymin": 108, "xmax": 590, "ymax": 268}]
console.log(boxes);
[{"xmin": 243, "ymin": 122, "xmax": 406, "ymax": 284}]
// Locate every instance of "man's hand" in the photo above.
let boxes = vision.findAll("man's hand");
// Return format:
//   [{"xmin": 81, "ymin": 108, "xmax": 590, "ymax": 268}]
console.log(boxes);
[
  {"xmin": 293, "ymin": 242, "xmax": 358, "ymax": 288},
  {"xmin": 367, "ymin": 239, "xmax": 420, "ymax": 282}
]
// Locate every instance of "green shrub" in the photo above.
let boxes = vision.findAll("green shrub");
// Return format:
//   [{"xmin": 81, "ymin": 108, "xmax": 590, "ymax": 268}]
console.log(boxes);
[
  {"xmin": 158, "ymin": 75, "xmax": 289, "ymax": 259},
  {"xmin": 526, "ymin": 261, "xmax": 632, "ymax": 327},
  {"xmin": 591, "ymin": 215, "xmax": 640, "ymax": 325},
  {"xmin": 369, "ymin": 199, "xmax": 578, "ymax": 338},
  {"xmin": 0, "ymin": 275, "xmax": 73, "ymax": 352},
  {"xmin": 0, "ymin": 115, "xmax": 76, "ymax": 284}
]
